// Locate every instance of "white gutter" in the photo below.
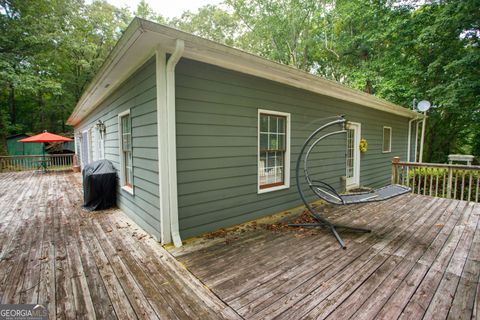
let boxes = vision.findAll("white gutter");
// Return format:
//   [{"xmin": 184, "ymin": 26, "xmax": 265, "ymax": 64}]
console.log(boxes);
[{"xmin": 166, "ymin": 39, "xmax": 185, "ymax": 248}]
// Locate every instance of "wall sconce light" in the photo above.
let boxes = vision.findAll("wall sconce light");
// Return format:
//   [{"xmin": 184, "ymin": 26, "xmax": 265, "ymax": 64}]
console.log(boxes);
[{"xmin": 96, "ymin": 120, "xmax": 106, "ymax": 138}]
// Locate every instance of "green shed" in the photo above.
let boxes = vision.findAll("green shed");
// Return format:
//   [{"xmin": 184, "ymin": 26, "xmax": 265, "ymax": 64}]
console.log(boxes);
[{"xmin": 7, "ymin": 134, "xmax": 43, "ymax": 156}]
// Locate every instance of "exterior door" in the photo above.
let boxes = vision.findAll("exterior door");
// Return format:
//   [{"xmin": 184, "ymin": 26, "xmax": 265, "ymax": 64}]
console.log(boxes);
[{"xmin": 346, "ymin": 122, "xmax": 361, "ymax": 189}]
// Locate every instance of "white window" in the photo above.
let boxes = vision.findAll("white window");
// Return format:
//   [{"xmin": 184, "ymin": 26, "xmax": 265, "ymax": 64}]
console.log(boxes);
[
  {"xmin": 383, "ymin": 126, "xmax": 392, "ymax": 153},
  {"xmin": 88, "ymin": 128, "xmax": 94, "ymax": 163},
  {"xmin": 118, "ymin": 110, "xmax": 133, "ymax": 194},
  {"xmin": 258, "ymin": 109, "xmax": 291, "ymax": 193},
  {"xmin": 81, "ymin": 130, "xmax": 89, "ymax": 168}
]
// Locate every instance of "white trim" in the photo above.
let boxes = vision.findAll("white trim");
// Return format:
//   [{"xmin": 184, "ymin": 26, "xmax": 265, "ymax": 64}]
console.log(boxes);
[
  {"xmin": 258, "ymin": 184, "xmax": 290, "ymax": 194},
  {"xmin": 257, "ymin": 109, "xmax": 291, "ymax": 194},
  {"xmin": 118, "ymin": 109, "xmax": 133, "ymax": 194},
  {"xmin": 346, "ymin": 122, "xmax": 361, "ymax": 189},
  {"xmin": 382, "ymin": 126, "xmax": 392, "ymax": 153},
  {"xmin": 166, "ymin": 39, "xmax": 184, "ymax": 248},
  {"xmin": 67, "ymin": 18, "xmax": 419, "ymax": 126},
  {"xmin": 121, "ymin": 185, "xmax": 134, "ymax": 195}
]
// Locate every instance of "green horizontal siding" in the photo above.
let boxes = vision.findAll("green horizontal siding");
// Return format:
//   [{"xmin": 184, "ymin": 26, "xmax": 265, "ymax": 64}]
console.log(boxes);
[
  {"xmin": 74, "ymin": 58, "xmax": 160, "ymax": 239},
  {"xmin": 175, "ymin": 58, "xmax": 410, "ymax": 239}
]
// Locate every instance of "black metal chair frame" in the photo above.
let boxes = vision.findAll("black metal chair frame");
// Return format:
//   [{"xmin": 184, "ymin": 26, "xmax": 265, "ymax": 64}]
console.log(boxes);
[{"xmin": 289, "ymin": 115, "xmax": 410, "ymax": 249}]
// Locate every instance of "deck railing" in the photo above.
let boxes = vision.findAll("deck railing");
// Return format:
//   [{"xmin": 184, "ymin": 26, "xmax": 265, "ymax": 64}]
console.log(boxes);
[
  {"xmin": 392, "ymin": 157, "xmax": 480, "ymax": 202},
  {"xmin": 0, "ymin": 154, "xmax": 75, "ymax": 172}
]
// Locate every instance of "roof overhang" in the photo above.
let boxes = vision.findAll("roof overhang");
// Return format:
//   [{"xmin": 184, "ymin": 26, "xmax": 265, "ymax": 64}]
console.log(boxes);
[{"xmin": 67, "ymin": 18, "xmax": 420, "ymax": 126}]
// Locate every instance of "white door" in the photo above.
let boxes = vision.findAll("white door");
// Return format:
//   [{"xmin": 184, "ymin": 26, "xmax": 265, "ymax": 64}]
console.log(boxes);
[{"xmin": 346, "ymin": 122, "xmax": 361, "ymax": 189}]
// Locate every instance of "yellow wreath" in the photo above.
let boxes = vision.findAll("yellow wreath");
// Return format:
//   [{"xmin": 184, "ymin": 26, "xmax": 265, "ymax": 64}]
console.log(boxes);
[{"xmin": 359, "ymin": 138, "xmax": 368, "ymax": 153}]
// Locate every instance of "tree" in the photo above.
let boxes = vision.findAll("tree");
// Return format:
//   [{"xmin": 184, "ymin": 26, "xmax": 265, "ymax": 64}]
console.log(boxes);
[
  {"xmin": 227, "ymin": 0, "xmax": 323, "ymax": 70},
  {"xmin": 169, "ymin": 5, "xmax": 239, "ymax": 46},
  {"xmin": 135, "ymin": 0, "xmax": 165, "ymax": 23},
  {"xmin": 0, "ymin": 0, "xmax": 132, "ymax": 147}
]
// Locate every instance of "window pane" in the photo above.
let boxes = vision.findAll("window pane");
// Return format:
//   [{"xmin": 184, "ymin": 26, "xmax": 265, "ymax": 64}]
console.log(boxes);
[
  {"xmin": 275, "ymin": 167, "xmax": 284, "ymax": 183},
  {"xmin": 260, "ymin": 115, "xmax": 268, "ymax": 132},
  {"xmin": 267, "ymin": 151, "xmax": 276, "ymax": 168},
  {"xmin": 276, "ymin": 152, "xmax": 284, "ymax": 167},
  {"xmin": 260, "ymin": 133, "xmax": 268, "ymax": 151},
  {"xmin": 277, "ymin": 117, "xmax": 285, "ymax": 134},
  {"xmin": 121, "ymin": 113, "xmax": 133, "ymax": 188},
  {"xmin": 383, "ymin": 127, "xmax": 391, "ymax": 151},
  {"xmin": 278, "ymin": 134, "xmax": 284, "ymax": 149},
  {"xmin": 269, "ymin": 134, "xmax": 279, "ymax": 150},
  {"xmin": 270, "ymin": 116, "xmax": 278, "ymax": 133},
  {"xmin": 121, "ymin": 116, "xmax": 128, "ymax": 132}
]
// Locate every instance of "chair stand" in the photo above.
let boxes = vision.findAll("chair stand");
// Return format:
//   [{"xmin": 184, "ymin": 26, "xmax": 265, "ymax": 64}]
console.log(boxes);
[
  {"xmin": 292, "ymin": 116, "xmax": 406, "ymax": 249},
  {"xmin": 288, "ymin": 212, "xmax": 371, "ymax": 249}
]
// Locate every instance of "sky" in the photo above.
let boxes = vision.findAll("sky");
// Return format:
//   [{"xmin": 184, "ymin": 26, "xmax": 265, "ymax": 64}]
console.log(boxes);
[{"xmin": 104, "ymin": 0, "xmax": 224, "ymax": 18}]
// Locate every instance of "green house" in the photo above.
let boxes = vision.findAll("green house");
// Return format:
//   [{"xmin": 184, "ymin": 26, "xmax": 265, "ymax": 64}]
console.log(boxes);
[
  {"xmin": 67, "ymin": 18, "xmax": 422, "ymax": 247},
  {"xmin": 7, "ymin": 134, "xmax": 43, "ymax": 156}
]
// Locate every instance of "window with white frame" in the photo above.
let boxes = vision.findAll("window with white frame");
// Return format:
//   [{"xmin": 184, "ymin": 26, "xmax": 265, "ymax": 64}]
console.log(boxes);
[
  {"xmin": 119, "ymin": 110, "xmax": 133, "ymax": 192},
  {"xmin": 88, "ymin": 128, "xmax": 94, "ymax": 163},
  {"xmin": 258, "ymin": 110, "xmax": 290, "ymax": 193},
  {"xmin": 383, "ymin": 126, "xmax": 392, "ymax": 153}
]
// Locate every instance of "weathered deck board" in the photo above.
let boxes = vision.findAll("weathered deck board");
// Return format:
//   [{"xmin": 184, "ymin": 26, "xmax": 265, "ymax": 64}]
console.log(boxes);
[
  {"xmin": 1, "ymin": 170, "xmax": 478, "ymax": 319},
  {"xmin": 0, "ymin": 171, "xmax": 239, "ymax": 319},
  {"xmin": 173, "ymin": 190, "xmax": 480, "ymax": 319}
]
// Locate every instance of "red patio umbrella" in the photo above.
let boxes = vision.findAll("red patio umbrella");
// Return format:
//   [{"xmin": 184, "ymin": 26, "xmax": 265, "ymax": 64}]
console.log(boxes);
[
  {"xmin": 18, "ymin": 131, "xmax": 73, "ymax": 171},
  {"xmin": 18, "ymin": 131, "xmax": 73, "ymax": 143}
]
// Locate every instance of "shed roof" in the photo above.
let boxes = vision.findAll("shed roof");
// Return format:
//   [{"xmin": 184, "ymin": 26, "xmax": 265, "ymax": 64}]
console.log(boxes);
[
  {"xmin": 7, "ymin": 133, "xmax": 30, "ymax": 140},
  {"xmin": 67, "ymin": 18, "xmax": 419, "ymax": 125}
]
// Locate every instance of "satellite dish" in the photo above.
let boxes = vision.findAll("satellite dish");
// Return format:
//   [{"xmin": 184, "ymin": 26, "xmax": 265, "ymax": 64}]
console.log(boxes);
[{"xmin": 417, "ymin": 100, "xmax": 431, "ymax": 112}]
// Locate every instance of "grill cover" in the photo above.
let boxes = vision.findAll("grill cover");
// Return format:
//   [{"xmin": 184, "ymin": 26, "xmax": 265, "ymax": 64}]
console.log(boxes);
[{"xmin": 82, "ymin": 160, "xmax": 117, "ymax": 211}]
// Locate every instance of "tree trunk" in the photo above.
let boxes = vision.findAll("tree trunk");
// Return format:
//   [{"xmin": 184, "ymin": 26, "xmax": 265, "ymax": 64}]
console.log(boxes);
[
  {"xmin": 0, "ymin": 112, "xmax": 8, "ymax": 156},
  {"xmin": 8, "ymin": 82, "xmax": 16, "ymax": 125},
  {"xmin": 38, "ymin": 92, "xmax": 46, "ymax": 130}
]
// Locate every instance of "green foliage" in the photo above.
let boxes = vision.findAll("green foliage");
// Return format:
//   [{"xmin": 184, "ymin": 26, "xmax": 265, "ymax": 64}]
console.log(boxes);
[
  {"xmin": 0, "ymin": 0, "xmax": 131, "ymax": 140},
  {"xmin": 226, "ymin": 0, "xmax": 322, "ymax": 70},
  {"xmin": 406, "ymin": 167, "xmax": 479, "ymax": 202},
  {"xmin": 135, "ymin": 0, "xmax": 164, "ymax": 23},
  {"xmin": 169, "ymin": 5, "xmax": 239, "ymax": 46},
  {"xmin": 0, "ymin": 0, "xmax": 478, "ymax": 164}
]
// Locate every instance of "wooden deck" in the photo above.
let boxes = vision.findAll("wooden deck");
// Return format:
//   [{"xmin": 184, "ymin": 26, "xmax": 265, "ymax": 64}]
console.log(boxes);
[
  {"xmin": 1, "ymin": 171, "xmax": 479, "ymax": 319},
  {"xmin": 0, "ymin": 171, "xmax": 239, "ymax": 319},
  {"xmin": 171, "ymin": 193, "xmax": 480, "ymax": 319}
]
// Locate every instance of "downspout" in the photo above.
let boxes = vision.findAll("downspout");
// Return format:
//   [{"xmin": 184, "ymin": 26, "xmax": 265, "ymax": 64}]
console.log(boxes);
[
  {"xmin": 419, "ymin": 112, "xmax": 427, "ymax": 163},
  {"xmin": 407, "ymin": 116, "xmax": 422, "ymax": 163},
  {"xmin": 166, "ymin": 39, "xmax": 185, "ymax": 248},
  {"xmin": 155, "ymin": 48, "xmax": 171, "ymax": 244},
  {"xmin": 415, "ymin": 120, "xmax": 420, "ymax": 162}
]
